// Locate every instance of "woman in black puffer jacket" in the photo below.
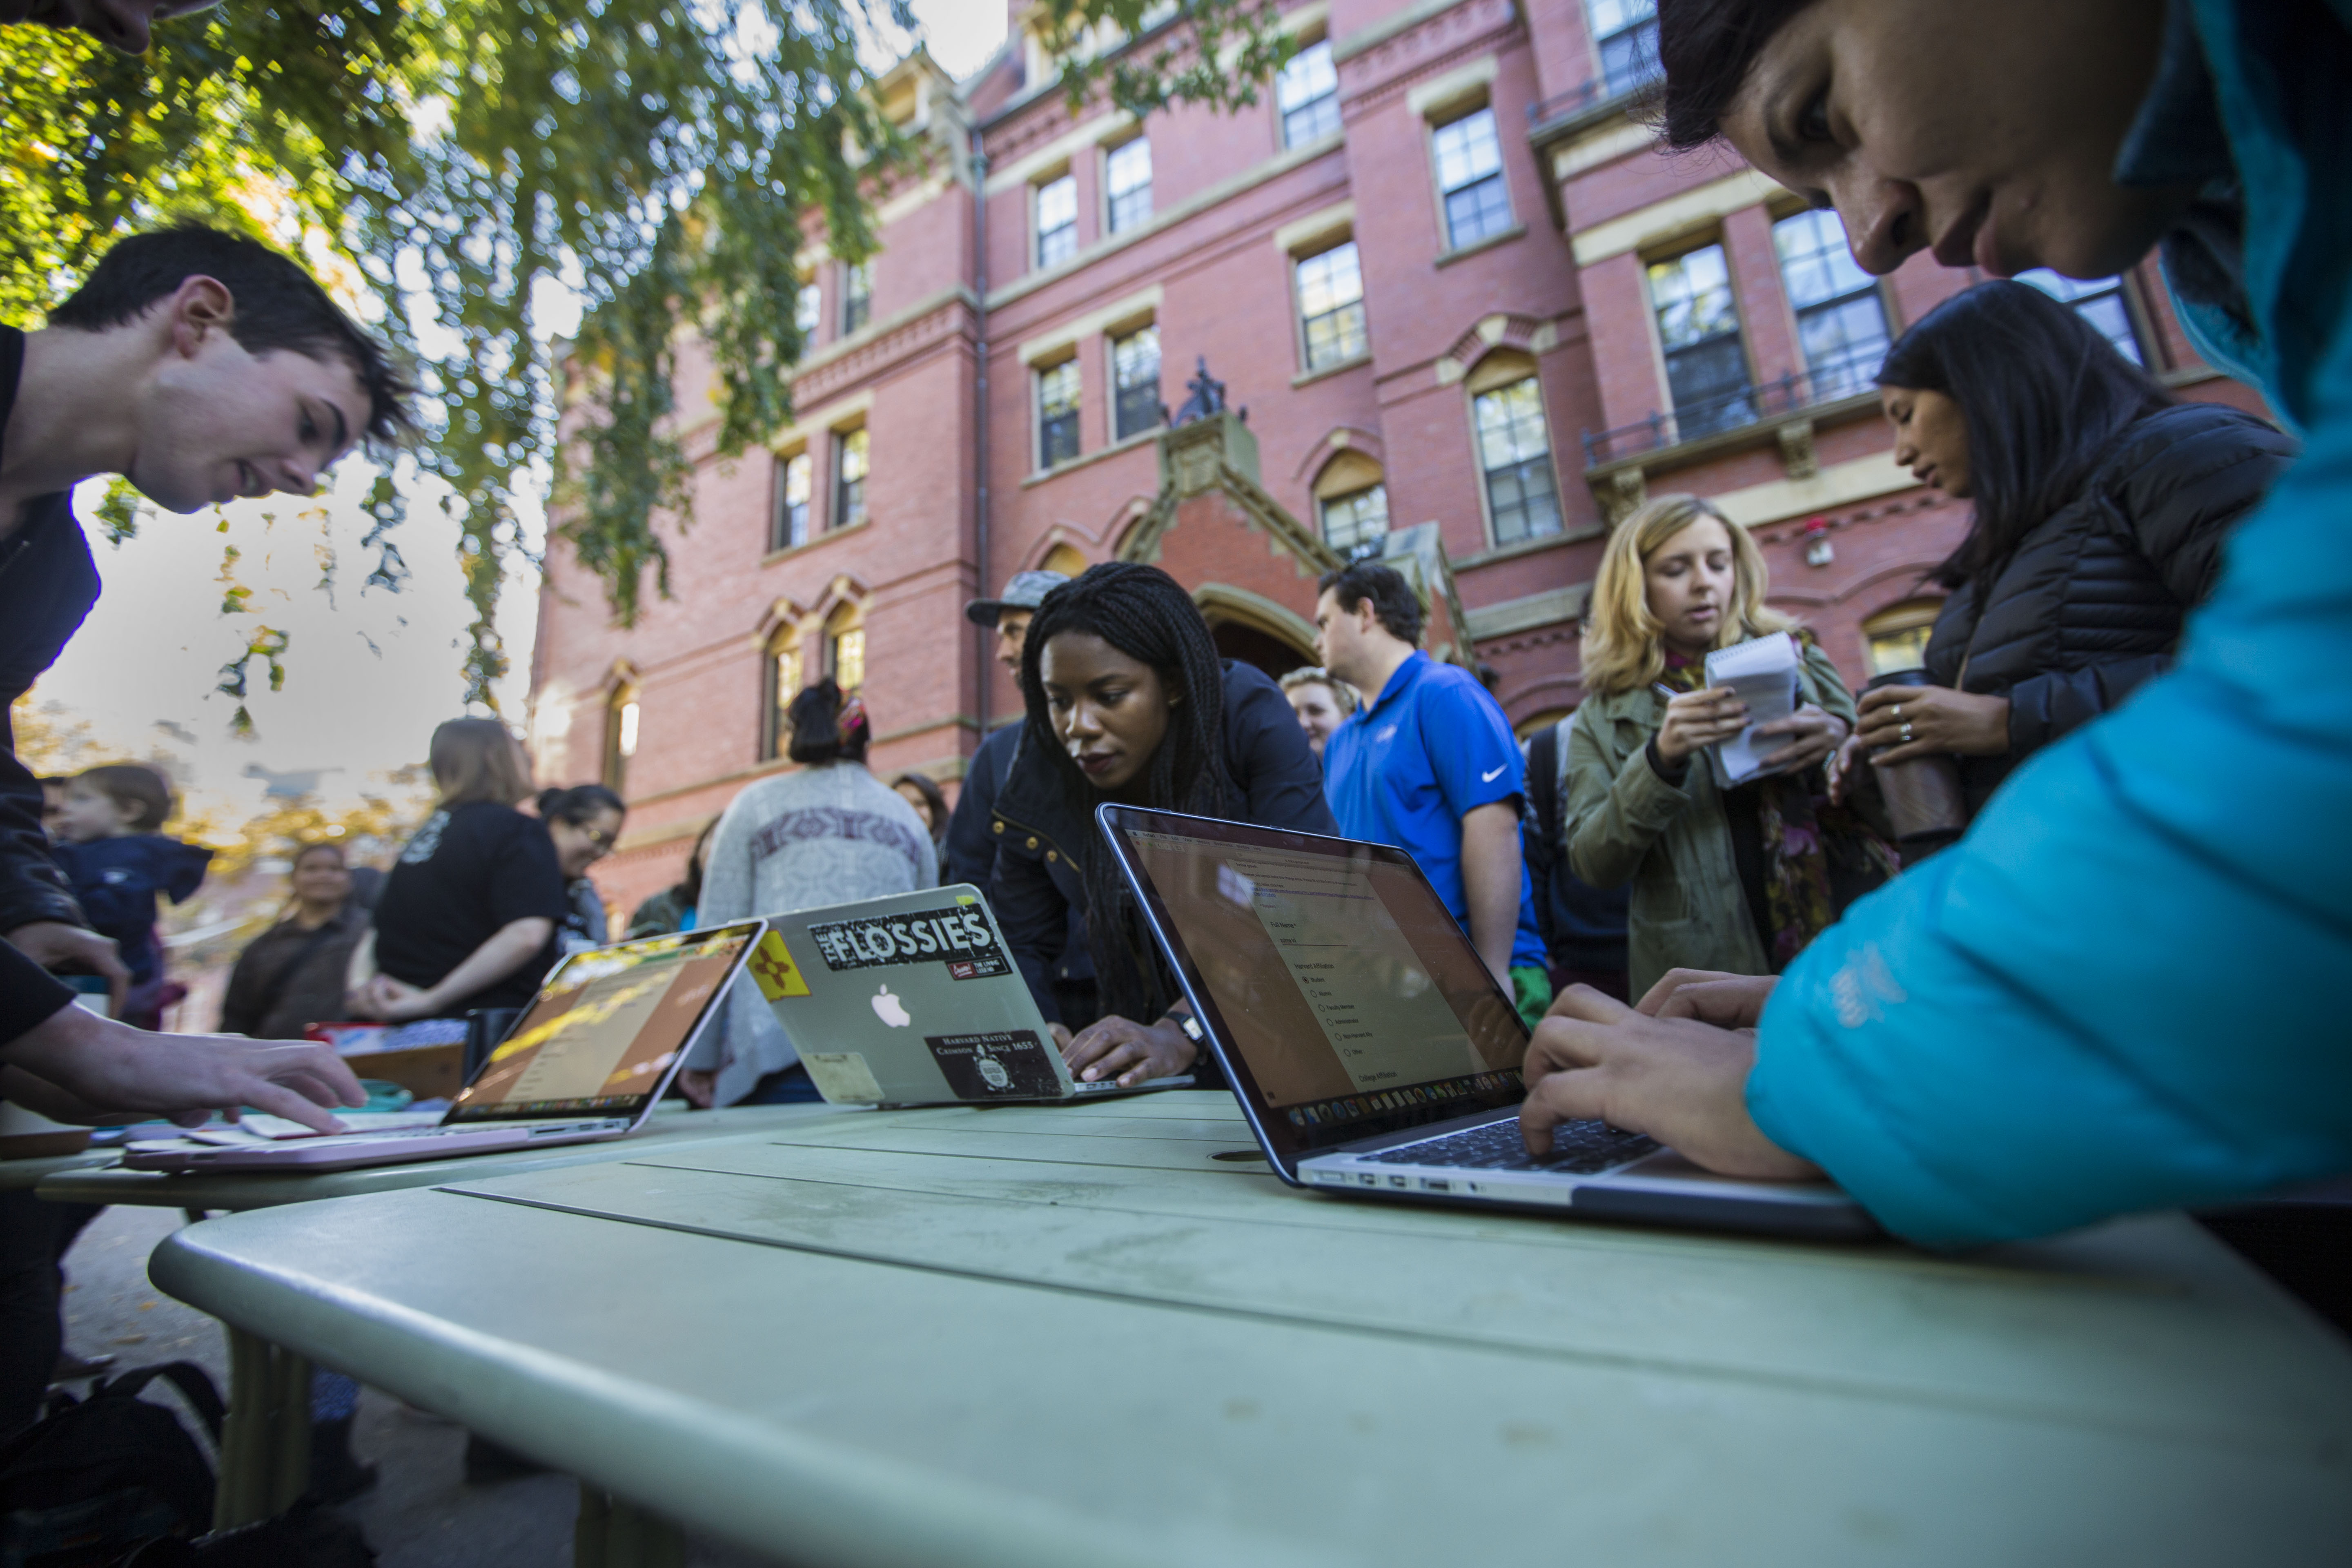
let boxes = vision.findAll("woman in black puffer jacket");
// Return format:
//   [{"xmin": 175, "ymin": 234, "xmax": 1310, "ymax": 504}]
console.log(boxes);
[{"xmin": 1839, "ymin": 281, "xmax": 2296, "ymax": 815}]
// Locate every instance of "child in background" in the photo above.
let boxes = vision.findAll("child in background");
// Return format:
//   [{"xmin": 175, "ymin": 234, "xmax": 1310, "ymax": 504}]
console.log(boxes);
[{"xmin": 51, "ymin": 764, "xmax": 214, "ymax": 1029}]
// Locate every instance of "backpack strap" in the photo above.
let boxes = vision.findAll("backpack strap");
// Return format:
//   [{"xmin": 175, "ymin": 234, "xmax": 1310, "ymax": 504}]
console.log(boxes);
[
  {"xmin": 97, "ymin": 1362, "xmax": 227, "ymax": 1444},
  {"xmin": 1525, "ymin": 721, "xmax": 1563, "ymax": 855}
]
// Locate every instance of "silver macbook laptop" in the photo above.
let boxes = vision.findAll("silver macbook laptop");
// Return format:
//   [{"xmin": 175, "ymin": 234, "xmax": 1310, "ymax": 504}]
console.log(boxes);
[
  {"xmin": 123, "ymin": 921, "xmax": 764, "ymax": 1172},
  {"xmin": 1098, "ymin": 806, "xmax": 1875, "ymax": 1239},
  {"xmin": 760, "ymin": 885, "xmax": 1192, "ymax": 1107}
]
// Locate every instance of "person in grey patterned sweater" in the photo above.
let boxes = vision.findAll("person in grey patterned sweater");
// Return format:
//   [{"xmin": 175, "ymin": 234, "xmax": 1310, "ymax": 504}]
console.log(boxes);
[{"xmin": 678, "ymin": 680, "xmax": 937, "ymax": 1107}]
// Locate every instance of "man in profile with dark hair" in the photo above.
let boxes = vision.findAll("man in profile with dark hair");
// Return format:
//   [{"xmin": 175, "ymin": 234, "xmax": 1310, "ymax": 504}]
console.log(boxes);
[
  {"xmin": 1314, "ymin": 561, "xmax": 1553, "ymax": 1031},
  {"xmin": 0, "ymin": 223, "xmax": 397, "ymax": 1147}
]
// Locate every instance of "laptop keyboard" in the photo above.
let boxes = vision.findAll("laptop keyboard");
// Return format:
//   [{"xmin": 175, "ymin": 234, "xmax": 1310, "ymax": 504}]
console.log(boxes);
[{"xmin": 1363, "ymin": 1118, "xmax": 1657, "ymax": 1176}]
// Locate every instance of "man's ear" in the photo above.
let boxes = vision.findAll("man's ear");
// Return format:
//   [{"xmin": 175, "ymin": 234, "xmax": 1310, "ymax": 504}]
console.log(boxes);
[{"xmin": 165, "ymin": 275, "xmax": 237, "ymax": 359}]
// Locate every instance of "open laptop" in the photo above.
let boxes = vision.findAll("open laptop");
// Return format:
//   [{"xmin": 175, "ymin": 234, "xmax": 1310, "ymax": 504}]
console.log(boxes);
[
  {"xmin": 1098, "ymin": 806, "xmax": 1875, "ymax": 1239},
  {"xmin": 760, "ymin": 885, "xmax": 1192, "ymax": 1107},
  {"xmin": 123, "ymin": 921, "xmax": 765, "ymax": 1172}
]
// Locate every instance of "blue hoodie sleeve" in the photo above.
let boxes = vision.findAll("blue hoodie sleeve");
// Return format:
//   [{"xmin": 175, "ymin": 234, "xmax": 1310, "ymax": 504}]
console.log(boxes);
[{"xmin": 1748, "ymin": 325, "xmax": 2352, "ymax": 1249}]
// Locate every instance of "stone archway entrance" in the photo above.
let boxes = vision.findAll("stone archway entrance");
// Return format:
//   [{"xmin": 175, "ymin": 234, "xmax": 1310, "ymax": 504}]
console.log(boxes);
[{"xmin": 1210, "ymin": 619, "xmax": 1311, "ymax": 679}]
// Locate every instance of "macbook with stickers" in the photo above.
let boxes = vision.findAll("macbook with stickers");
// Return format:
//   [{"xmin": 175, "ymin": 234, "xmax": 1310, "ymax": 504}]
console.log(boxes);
[
  {"xmin": 757, "ymin": 885, "xmax": 1192, "ymax": 1107},
  {"xmin": 1097, "ymin": 806, "xmax": 1875, "ymax": 1239},
  {"xmin": 122, "ymin": 921, "xmax": 766, "ymax": 1172}
]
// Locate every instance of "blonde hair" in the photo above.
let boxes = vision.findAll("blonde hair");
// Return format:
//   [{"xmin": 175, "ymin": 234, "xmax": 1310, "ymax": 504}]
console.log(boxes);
[
  {"xmin": 1278, "ymin": 665, "xmax": 1359, "ymax": 716},
  {"xmin": 428, "ymin": 717, "xmax": 532, "ymax": 807},
  {"xmin": 1579, "ymin": 494, "xmax": 1792, "ymax": 698}
]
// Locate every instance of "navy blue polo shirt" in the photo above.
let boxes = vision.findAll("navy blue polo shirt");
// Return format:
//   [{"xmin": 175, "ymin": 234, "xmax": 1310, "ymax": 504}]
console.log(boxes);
[{"xmin": 1322, "ymin": 653, "xmax": 1546, "ymax": 969}]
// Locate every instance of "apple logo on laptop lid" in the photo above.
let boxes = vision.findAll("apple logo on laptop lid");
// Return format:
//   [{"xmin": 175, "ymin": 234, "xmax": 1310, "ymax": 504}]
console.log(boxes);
[{"xmin": 872, "ymin": 985, "xmax": 912, "ymax": 1028}]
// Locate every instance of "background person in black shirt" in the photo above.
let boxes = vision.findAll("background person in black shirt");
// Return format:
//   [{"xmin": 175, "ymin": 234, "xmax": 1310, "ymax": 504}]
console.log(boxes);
[{"xmin": 351, "ymin": 719, "xmax": 567, "ymax": 1022}]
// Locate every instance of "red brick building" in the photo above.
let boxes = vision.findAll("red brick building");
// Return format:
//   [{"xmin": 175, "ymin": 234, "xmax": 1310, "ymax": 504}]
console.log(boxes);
[{"xmin": 530, "ymin": 0, "xmax": 2263, "ymax": 922}]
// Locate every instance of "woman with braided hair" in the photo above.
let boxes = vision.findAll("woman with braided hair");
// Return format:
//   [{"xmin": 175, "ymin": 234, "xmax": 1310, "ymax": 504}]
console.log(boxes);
[{"xmin": 989, "ymin": 563, "xmax": 1335, "ymax": 1088}]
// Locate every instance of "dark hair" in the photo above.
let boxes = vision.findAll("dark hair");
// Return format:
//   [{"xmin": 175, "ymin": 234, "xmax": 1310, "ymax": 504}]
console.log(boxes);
[
  {"xmin": 47, "ymin": 224, "xmax": 418, "ymax": 449},
  {"xmin": 677, "ymin": 819, "xmax": 719, "ymax": 908},
  {"xmin": 787, "ymin": 677, "xmax": 871, "ymax": 765},
  {"xmin": 290, "ymin": 841, "xmax": 347, "ymax": 870},
  {"xmin": 537, "ymin": 784, "xmax": 628, "ymax": 826},
  {"xmin": 1020, "ymin": 562, "xmax": 1232, "ymax": 1020},
  {"xmin": 1316, "ymin": 560, "xmax": 1424, "ymax": 646},
  {"xmin": 891, "ymin": 771, "xmax": 949, "ymax": 835},
  {"xmin": 75, "ymin": 763, "xmax": 174, "ymax": 831},
  {"xmin": 1879, "ymin": 280, "xmax": 2173, "ymax": 593},
  {"xmin": 1654, "ymin": 0, "xmax": 1823, "ymax": 151}
]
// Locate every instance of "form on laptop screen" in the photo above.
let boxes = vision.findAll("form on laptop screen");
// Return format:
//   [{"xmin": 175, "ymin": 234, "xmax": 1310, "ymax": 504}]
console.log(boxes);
[
  {"xmin": 1122, "ymin": 828, "xmax": 1526, "ymax": 1135},
  {"xmin": 445, "ymin": 924, "xmax": 755, "ymax": 1123}
]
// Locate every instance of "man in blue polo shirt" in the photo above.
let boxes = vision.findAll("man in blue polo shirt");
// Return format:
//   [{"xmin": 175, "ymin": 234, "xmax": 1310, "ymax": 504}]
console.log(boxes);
[{"xmin": 1314, "ymin": 561, "xmax": 1551, "ymax": 1030}]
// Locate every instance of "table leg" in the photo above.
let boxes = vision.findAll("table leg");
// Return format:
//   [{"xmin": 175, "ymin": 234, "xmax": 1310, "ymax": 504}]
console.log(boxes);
[
  {"xmin": 214, "ymin": 1326, "xmax": 312, "ymax": 1528},
  {"xmin": 576, "ymin": 1484, "xmax": 686, "ymax": 1568}
]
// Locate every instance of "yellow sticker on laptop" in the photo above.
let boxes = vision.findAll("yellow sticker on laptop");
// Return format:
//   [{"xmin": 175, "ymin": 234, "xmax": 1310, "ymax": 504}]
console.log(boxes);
[{"xmin": 748, "ymin": 931, "xmax": 811, "ymax": 1000}]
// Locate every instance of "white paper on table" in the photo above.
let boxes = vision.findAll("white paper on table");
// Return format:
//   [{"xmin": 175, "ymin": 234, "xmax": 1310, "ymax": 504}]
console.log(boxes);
[{"xmin": 1703, "ymin": 632, "xmax": 1802, "ymax": 788}]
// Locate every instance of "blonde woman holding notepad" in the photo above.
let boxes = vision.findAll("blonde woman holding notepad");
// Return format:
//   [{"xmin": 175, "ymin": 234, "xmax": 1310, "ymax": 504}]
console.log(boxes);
[{"xmin": 1561, "ymin": 495, "xmax": 1891, "ymax": 993}]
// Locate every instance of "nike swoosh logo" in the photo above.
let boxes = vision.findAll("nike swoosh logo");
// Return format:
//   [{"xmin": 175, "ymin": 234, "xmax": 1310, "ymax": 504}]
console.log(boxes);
[{"xmin": 1481, "ymin": 764, "xmax": 1508, "ymax": 782}]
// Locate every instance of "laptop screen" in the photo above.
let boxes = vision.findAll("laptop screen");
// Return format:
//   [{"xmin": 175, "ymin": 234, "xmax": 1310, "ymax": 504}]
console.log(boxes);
[
  {"xmin": 1107, "ymin": 811, "xmax": 1527, "ymax": 1154},
  {"xmin": 444, "ymin": 922, "xmax": 758, "ymax": 1124}
]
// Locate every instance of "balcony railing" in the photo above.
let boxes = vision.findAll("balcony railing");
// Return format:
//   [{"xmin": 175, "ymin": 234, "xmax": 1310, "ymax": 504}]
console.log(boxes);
[{"xmin": 1580, "ymin": 355, "xmax": 1884, "ymax": 470}]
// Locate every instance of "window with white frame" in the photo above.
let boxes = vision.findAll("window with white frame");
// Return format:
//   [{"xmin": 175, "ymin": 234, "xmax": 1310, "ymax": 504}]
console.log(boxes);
[
  {"xmin": 1276, "ymin": 38, "xmax": 1341, "ymax": 146},
  {"xmin": 1036, "ymin": 173, "xmax": 1078, "ymax": 268},
  {"xmin": 832, "ymin": 426, "xmax": 868, "ymax": 528},
  {"xmin": 1773, "ymin": 209, "xmax": 1891, "ymax": 399},
  {"xmin": 772, "ymin": 451, "xmax": 811, "ymax": 551},
  {"xmin": 1038, "ymin": 359, "xmax": 1082, "ymax": 468},
  {"xmin": 1296, "ymin": 241, "xmax": 1368, "ymax": 371},
  {"xmin": 1432, "ymin": 107, "xmax": 1513, "ymax": 251},
  {"xmin": 1586, "ymin": 0, "xmax": 1660, "ymax": 98},
  {"xmin": 1321, "ymin": 483, "xmax": 1390, "ymax": 557},
  {"xmin": 1105, "ymin": 138, "xmax": 1153, "ymax": 234},
  {"xmin": 1111, "ymin": 325, "xmax": 1162, "ymax": 441},
  {"xmin": 1473, "ymin": 376, "xmax": 1563, "ymax": 545},
  {"xmin": 840, "ymin": 261, "xmax": 871, "ymax": 334},
  {"xmin": 793, "ymin": 280, "xmax": 821, "ymax": 341},
  {"xmin": 2017, "ymin": 270, "xmax": 2147, "ymax": 364},
  {"xmin": 1648, "ymin": 243, "xmax": 1754, "ymax": 439}
]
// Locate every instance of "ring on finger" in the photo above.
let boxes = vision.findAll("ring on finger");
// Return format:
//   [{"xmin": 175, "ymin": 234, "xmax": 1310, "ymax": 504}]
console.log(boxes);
[
  {"xmin": 1892, "ymin": 703, "xmax": 1903, "ymax": 719},
  {"xmin": 1901, "ymin": 722, "xmax": 1914, "ymax": 743}
]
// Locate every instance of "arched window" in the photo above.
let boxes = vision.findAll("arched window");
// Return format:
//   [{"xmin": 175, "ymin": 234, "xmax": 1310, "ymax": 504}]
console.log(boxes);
[
  {"xmin": 762, "ymin": 628, "xmax": 803, "ymax": 761},
  {"xmin": 824, "ymin": 602, "xmax": 866, "ymax": 693},
  {"xmin": 604, "ymin": 682, "xmax": 639, "ymax": 795},
  {"xmin": 1862, "ymin": 598, "xmax": 1946, "ymax": 677},
  {"xmin": 1041, "ymin": 543, "xmax": 1088, "ymax": 578},
  {"xmin": 1466, "ymin": 351, "xmax": 1563, "ymax": 546},
  {"xmin": 1313, "ymin": 448, "xmax": 1389, "ymax": 559}
]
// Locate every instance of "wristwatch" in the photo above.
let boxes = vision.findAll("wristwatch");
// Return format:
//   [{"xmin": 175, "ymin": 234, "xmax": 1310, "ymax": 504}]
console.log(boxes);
[{"xmin": 1173, "ymin": 1013, "xmax": 1205, "ymax": 1047}]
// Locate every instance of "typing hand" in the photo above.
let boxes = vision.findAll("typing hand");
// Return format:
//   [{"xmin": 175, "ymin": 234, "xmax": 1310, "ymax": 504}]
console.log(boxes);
[
  {"xmin": 1061, "ymin": 1013, "xmax": 1197, "ymax": 1089},
  {"xmin": 3, "ymin": 1007, "xmax": 364, "ymax": 1134},
  {"xmin": 1518, "ymin": 985, "xmax": 1816, "ymax": 1179},
  {"xmin": 1634, "ymin": 969, "xmax": 1780, "ymax": 1029},
  {"xmin": 7, "ymin": 922, "xmax": 131, "ymax": 1017}
]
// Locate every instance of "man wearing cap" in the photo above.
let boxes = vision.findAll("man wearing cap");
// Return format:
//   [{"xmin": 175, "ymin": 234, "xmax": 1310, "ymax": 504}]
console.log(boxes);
[{"xmin": 943, "ymin": 570, "xmax": 1097, "ymax": 1023}]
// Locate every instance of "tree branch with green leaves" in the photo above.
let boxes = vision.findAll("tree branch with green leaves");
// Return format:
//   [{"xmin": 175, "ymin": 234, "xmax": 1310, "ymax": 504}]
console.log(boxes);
[{"xmin": 2, "ymin": 0, "xmax": 1286, "ymax": 711}]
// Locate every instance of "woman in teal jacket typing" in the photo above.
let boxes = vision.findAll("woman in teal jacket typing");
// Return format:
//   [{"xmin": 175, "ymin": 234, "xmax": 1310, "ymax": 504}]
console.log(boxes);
[{"xmin": 1518, "ymin": 0, "xmax": 2352, "ymax": 1248}]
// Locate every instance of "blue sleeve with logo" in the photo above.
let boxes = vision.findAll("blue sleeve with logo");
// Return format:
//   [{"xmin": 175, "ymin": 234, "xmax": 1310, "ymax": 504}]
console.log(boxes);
[{"xmin": 1427, "ymin": 673, "xmax": 1525, "ymax": 820}]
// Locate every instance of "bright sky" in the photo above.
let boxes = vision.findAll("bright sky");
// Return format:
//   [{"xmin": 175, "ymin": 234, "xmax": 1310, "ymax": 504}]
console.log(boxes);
[{"xmin": 28, "ymin": 0, "xmax": 1011, "ymax": 835}]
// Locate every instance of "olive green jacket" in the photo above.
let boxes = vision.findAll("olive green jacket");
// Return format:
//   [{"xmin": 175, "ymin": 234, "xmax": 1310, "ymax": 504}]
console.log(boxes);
[{"xmin": 1563, "ymin": 639, "xmax": 1858, "ymax": 996}]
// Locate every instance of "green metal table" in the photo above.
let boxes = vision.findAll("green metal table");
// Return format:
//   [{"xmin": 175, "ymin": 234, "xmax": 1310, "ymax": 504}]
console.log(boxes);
[
  {"xmin": 32, "ymin": 1099, "xmax": 855, "ymax": 1529},
  {"xmin": 142, "ymin": 1090, "xmax": 2352, "ymax": 1565}
]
